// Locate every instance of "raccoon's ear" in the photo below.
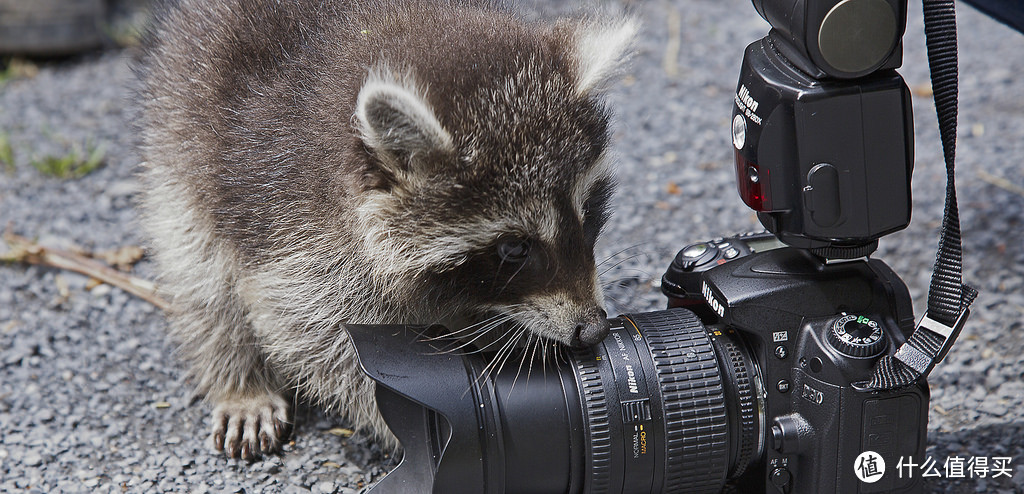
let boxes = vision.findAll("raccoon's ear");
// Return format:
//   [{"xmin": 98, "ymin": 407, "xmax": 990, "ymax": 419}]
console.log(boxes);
[
  {"xmin": 355, "ymin": 70, "xmax": 454, "ymax": 179},
  {"xmin": 571, "ymin": 17, "xmax": 639, "ymax": 95}
]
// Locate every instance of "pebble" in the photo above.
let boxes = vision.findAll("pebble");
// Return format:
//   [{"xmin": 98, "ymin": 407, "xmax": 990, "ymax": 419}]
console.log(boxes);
[
  {"xmin": 314, "ymin": 480, "xmax": 336, "ymax": 494},
  {"xmin": 22, "ymin": 452, "xmax": 43, "ymax": 467}
]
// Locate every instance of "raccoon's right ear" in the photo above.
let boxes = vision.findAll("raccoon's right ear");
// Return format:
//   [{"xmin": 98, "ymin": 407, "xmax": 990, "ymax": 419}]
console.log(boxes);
[{"xmin": 355, "ymin": 70, "xmax": 454, "ymax": 184}]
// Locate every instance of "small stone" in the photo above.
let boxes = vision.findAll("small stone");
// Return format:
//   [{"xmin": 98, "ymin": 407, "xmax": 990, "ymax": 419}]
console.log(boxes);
[
  {"xmin": 314, "ymin": 481, "xmax": 336, "ymax": 494},
  {"xmin": 23, "ymin": 452, "xmax": 43, "ymax": 466},
  {"xmin": 91, "ymin": 284, "xmax": 112, "ymax": 297},
  {"xmin": 285, "ymin": 457, "xmax": 305, "ymax": 471},
  {"xmin": 37, "ymin": 409, "xmax": 55, "ymax": 422}
]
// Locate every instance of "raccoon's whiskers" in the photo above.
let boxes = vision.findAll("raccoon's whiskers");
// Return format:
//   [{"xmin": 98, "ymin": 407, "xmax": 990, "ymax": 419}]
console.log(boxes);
[
  {"xmin": 596, "ymin": 243, "xmax": 647, "ymax": 269},
  {"xmin": 430, "ymin": 307, "xmax": 533, "ymax": 355},
  {"xmin": 495, "ymin": 259, "xmax": 529, "ymax": 296},
  {"xmin": 421, "ymin": 312, "xmax": 506, "ymax": 341},
  {"xmin": 428, "ymin": 314, "xmax": 517, "ymax": 355},
  {"xmin": 507, "ymin": 332, "xmax": 535, "ymax": 399},
  {"xmin": 473, "ymin": 324, "xmax": 527, "ymax": 389},
  {"xmin": 598, "ymin": 252, "xmax": 645, "ymax": 277},
  {"xmin": 601, "ymin": 277, "xmax": 636, "ymax": 288},
  {"xmin": 490, "ymin": 328, "xmax": 526, "ymax": 380}
]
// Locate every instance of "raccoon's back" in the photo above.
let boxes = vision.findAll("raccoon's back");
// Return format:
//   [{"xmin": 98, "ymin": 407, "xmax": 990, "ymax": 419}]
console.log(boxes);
[{"xmin": 137, "ymin": 0, "xmax": 551, "ymax": 256}]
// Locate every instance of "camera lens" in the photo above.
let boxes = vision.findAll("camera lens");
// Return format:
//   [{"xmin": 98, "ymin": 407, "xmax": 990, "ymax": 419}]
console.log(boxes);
[
  {"xmin": 567, "ymin": 308, "xmax": 764, "ymax": 493},
  {"xmin": 350, "ymin": 308, "xmax": 765, "ymax": 494}
]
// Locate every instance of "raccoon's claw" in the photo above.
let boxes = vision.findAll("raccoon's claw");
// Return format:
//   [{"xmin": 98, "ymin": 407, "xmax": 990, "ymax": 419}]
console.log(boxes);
[{"xmin": 211, "ymin": 393, "xmax": 291, "ymax": 461}]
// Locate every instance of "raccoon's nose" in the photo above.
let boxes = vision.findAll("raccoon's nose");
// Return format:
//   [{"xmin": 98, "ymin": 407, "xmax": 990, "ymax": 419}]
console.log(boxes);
[{"xmin": 570, "ymin": 309, "xmax": 611, "ymax": 348}]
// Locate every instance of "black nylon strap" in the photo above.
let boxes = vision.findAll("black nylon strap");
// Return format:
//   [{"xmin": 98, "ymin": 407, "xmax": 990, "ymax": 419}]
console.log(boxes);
[{"xmin": 867, "ymin": 0, "xmax": 978, "ymax": 390}]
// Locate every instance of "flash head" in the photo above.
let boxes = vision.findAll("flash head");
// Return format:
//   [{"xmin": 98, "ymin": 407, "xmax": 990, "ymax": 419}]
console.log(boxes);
[{"xmin": 751, "ymin": 0, "xmax": 907, "ymax": 78}]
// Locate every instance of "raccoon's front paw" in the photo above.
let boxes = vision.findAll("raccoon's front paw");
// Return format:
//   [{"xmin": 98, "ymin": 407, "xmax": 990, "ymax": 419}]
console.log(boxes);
[{"xmin": 211, "ymin": 393, "xmax": 291, "ymax": 460}]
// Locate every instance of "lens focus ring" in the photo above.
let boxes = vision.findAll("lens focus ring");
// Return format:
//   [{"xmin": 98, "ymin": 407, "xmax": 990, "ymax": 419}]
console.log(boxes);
[{"xmin": 626, "ymin": 309, "xmax": 729, "ymax": 494}]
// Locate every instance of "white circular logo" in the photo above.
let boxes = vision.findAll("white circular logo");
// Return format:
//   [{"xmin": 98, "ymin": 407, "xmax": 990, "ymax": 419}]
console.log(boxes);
[
  {"xmin": 732, "ymin": 114, "xmax": 747, "ymax": 150},
  {"xmin": 854, "ymin": 451, "xmax": 886, "ymax": 483}
]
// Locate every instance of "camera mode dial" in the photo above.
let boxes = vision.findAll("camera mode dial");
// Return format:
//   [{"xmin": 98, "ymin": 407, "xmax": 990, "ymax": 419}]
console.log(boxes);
[{"xmin": 827, "ymin": 314, "xmax": 886, "ymax": 358}]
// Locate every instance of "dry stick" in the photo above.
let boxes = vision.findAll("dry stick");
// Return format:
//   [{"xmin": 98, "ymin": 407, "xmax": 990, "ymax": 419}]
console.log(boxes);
[
  {"xmin": 977, "ymin": 170, "xmax": 1024, "ymax": 197},
  {"xmin": 1, "ymin": 232, "xmax": 170, "ymax": 312},
  {"xmin": 662, "ymin": 6, "xmax": 682, "ymax": 78}
]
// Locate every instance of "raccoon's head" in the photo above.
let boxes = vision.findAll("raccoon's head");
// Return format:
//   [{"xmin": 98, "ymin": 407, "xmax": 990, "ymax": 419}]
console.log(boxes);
[{"xmin": 353, "ymin": 16, "xmax": 637, "ymax": 348}]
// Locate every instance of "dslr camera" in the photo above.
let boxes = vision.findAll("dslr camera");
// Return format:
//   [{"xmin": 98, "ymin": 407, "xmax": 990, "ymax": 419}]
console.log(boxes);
[{"xmin": 348, "ymin": 0, "xmax": 972, "ymax": 492}]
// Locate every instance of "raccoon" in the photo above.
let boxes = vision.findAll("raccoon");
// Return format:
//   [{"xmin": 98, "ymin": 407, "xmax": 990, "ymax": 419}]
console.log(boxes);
[{"xmin": 137, "ymin": 0, "xmax": 636, "ymax": 459}]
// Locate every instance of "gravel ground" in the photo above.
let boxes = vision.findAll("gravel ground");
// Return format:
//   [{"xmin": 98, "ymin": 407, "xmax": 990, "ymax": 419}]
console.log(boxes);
[{"xmin": 1, "ymin": 0, "xmax": 1022, "ymax": 492}]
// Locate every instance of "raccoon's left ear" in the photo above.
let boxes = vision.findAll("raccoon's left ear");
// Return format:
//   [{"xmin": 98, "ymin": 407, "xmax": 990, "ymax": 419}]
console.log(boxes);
[
  {"xmin": 355, "ymin": 69, "xmax": 454, "ymax": 181},
  {"xmin": 571, "ymin": 17, "xmax": 639, "ymax": 96}
]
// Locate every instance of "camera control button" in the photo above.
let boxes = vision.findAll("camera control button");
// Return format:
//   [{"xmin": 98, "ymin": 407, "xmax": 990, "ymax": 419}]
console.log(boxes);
[
  {"xmin": 828, "ymin": 314, "xmax": 886, "ymax": 357},
  {"xmin": 770, "ymin": 425, "xmax": 784, "ymax": 450},
  {"xmin": 724, "ymin": 248, "xmax": 740, "ymax": 259},
  {"xmin": 682, "ymin": 243, "xmax": 708, "ymax": 258},
  {"xmin": 774, "ymin": 345, "xmax": 788, "ymax": 359},
  {"xmin": 771, "ymin": 467, "xmax": 792, "ymax": 489},
  {"xmin": 672, "ymin": 243, "xmax": 717, "ymax": 271},
  {"xmin": 777, "ymin": 379, "xmax": 791, "ymax": 393}
]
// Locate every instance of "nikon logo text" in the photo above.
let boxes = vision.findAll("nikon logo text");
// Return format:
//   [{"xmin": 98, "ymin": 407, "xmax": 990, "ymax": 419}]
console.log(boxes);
[
  {"xmin": 738, "ymin": 85, "xmax": 759, "ymax": 112},
  {"xmin": 702, "ymin": 281, "xmax": 726, "ymax": 317},
  {"xmin": 625, "ymin": 365, "xmax": 639, "ymax": 394}
]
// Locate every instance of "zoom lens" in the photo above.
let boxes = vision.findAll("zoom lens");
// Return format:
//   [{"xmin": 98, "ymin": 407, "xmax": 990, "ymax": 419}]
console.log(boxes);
[{"xmin": 348, "ymin": 308, "xmax": 765, "ymax": 494}]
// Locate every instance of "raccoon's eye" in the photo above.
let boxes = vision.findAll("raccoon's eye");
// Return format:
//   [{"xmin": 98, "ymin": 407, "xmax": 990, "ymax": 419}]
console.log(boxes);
[{"xmin": 497, "ymin": 238, "xmax": 531, "ymax": 263}]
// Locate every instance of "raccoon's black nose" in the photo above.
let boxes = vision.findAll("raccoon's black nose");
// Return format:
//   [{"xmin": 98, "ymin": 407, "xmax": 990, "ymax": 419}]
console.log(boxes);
[{"xmin": 571, "ymin": 310, "xmax": 611, "ymax": 348}]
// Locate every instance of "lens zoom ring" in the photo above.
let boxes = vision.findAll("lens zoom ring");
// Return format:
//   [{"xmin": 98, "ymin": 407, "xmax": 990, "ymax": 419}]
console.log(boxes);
[
  {"xmin": 575, "ymin": 348, "xmax": 612, "ymax": 492},
  {"xmin": 627, "ymin": 309, "xmax": 729, "ymax": 494}
]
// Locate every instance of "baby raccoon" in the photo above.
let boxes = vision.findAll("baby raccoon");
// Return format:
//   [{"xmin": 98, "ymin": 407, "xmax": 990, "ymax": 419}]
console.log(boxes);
[{"xmin": 137, "ymin": 0, "xmax": 635, "ymax": 459}]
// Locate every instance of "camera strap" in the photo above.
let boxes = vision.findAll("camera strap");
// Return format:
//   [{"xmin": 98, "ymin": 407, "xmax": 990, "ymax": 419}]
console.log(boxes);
[{"xmin": 868, "ymin": 0, "xmax": 979, "ymax": 391}]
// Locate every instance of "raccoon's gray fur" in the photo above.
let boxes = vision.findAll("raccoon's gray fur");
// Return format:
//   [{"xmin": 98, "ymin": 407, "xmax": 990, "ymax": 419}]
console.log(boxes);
[{"xmin": 137, "ymin": 0, "xmax": 636, "ymax": 459}]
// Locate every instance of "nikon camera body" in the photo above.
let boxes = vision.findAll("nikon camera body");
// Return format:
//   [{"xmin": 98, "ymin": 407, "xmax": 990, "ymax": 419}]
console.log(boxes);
[{"xmin": 662, "ymin": 232, "xmax": 928, "ymax": 493}]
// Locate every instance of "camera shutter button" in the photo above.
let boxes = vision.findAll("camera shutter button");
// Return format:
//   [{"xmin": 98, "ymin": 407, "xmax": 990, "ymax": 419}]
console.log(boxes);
[
  {"xmin": 672, "ymin": 243, "xmax": 717, "ymax": 271},
  {"xmin": 682, "ymin": 243, "xmax": 708, "ymax": 258}
]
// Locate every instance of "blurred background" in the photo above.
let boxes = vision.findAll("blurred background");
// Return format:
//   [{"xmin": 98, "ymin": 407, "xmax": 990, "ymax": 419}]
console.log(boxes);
[{"xmin": 1, "ymin": 0, "xmax": 1022, "ymax": 492}]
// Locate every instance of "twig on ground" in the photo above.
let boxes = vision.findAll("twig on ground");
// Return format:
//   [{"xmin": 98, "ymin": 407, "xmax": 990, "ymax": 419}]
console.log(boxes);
[
  {"xmin": 977, "ymin": 170, "xmax": 1024, "ymax": 197},
  {"xmin": 1, "ymin": 230, "xmax": 170, "ymax": 311},
  {"xmin": 662, "ymin": 6, "xmax": 682, "ymax": 77}
]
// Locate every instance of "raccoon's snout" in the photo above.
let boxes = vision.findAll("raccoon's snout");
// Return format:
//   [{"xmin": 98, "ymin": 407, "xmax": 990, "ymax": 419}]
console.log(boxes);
[{"xmin": 570, "ymin": 309, "xmax": 611, "ymax": 348}]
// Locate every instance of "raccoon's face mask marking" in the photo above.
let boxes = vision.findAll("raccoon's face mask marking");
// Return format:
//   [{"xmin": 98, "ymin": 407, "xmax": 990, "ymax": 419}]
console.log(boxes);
[
  {"xmin": 414, "ymin": 177, "xmax": 614, "ymax": 348},
  {"xmin": 497, "ymin": 237, "xmax": 531, "ymax": 264}
]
